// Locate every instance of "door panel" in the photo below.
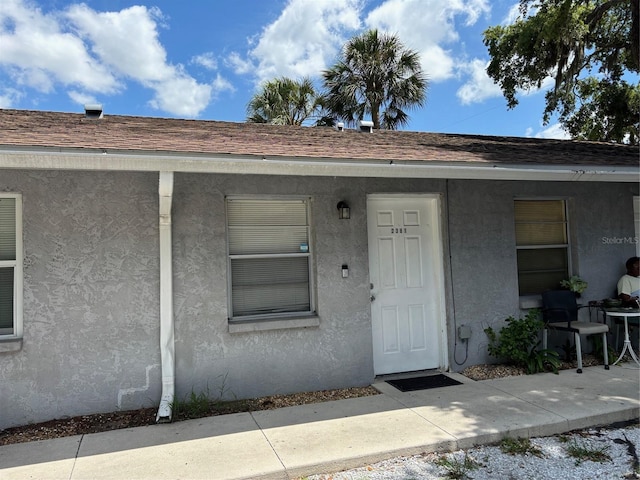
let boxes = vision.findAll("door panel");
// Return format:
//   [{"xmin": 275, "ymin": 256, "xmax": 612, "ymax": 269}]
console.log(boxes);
[
  {"xmin": 381, "ymin": 306, "xmax": 400, "ymax": 353},
  {"xmin": 368, "ymin": 195, "xmax": 446, "ymax": 375},
  {"xmin": 405, "ymin": 236, "xmax": 423, "ymax": 287},
  {"xmin": 408, "ymin": 304, "xmax": 426, "ymax": 350},
  {"xmin": 378, "ymin": 237, "xmax": 397, "ymax": 288}
]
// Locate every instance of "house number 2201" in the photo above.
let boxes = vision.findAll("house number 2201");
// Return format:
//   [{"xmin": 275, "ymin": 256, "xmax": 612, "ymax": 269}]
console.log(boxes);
[{"xmin": 391, "ymin": 228, "xmax": 407, "ymax": 233}]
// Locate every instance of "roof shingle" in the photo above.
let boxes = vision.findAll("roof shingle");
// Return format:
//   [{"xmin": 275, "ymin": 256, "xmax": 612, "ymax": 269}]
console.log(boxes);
[{"xmin": 0, "ymin": 109, "xmax": 638, "ymax": 167}]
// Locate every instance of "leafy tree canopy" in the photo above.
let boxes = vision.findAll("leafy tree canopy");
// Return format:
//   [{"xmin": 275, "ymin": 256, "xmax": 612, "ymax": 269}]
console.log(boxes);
[
  {"xmin": 322, "ymin": 29, "xmax": 427, "ymax": 130},
  {"xmin": 484, "ymin": 0, "xmax": 639, "ymax": 144},
  {"xmin": 246, "ymin": 77, "xmax": 326, "ymax": 126}
]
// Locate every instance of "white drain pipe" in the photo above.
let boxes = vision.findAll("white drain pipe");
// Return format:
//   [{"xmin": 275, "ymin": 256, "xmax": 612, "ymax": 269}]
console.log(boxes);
[{"xmin": 156, "ymin": 171, "xmax": 175, "ymax": 422}]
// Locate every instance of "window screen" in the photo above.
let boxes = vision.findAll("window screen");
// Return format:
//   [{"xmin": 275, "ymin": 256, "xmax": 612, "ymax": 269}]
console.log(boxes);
[
  {"xmin": 227, "ymin": 198, "xmax": 312, "ymax": 319},
  {"xmin": 515, "ymin": 200, "xmax": 569, "ymax": 296},
  {"xmin": 0, "ymin": 197, "xmax": 17, "ymax": 334}
]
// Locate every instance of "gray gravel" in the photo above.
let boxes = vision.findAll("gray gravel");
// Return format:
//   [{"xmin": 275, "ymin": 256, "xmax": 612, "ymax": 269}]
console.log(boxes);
[{"xmin": 308, "ymin": 424, "xmax": 639, "ymax": 479}]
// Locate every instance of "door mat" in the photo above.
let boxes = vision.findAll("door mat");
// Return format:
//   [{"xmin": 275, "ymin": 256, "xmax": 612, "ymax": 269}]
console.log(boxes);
[{"xmin": 386, "ymin": 374, "xmax": 462, "ymax": 392}]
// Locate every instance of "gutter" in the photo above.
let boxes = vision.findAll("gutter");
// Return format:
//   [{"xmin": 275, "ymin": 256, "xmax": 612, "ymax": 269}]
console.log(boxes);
[
  {"xmin": 0, "ymin": 147, "xmax": 637, "ymax": 182},
  {"xmin": 156, "ymin": 172, "xmax": 175, "ymax": 423}
]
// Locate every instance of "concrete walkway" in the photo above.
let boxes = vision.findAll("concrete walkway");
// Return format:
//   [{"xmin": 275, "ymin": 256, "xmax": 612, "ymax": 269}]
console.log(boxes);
[{"xmin": 1, "ymin": 365, "xmax": 638, "ymax": 480}]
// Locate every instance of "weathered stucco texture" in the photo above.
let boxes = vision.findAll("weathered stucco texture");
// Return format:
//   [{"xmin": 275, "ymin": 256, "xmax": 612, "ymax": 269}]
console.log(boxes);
[
  {"xmin": 446, "ymin": 180, "xmax": 639, "ymax": 367},
  {"xmin": 170, "ymin": 174, "xmax": 447, "ymax": 402},
  {"xmin": 1, "ymin": 171, "xmax": 160, "ymax": 429},
  {"xmin": 0, "ymin": 170, "xmax": 637, "ymax": 429}
]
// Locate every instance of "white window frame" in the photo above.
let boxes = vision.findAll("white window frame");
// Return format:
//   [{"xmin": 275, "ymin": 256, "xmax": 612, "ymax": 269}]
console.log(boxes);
[
  {"xmin": 0, "ymin": 193, "xmax": 23, "ymax": 339},
  {"xmin": 226, "ymin": 195, "xmax": 316, "ymax": 324},
  {"xmin": 514, "ymin": 198, "xmax": 571, "ymax": 297}
]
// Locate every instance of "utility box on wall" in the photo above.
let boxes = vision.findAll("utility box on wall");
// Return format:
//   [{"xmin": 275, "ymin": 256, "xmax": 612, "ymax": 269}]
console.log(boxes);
[{"xmin": 458, "ymin": 325, "xmax": 472, "ymax": 341}]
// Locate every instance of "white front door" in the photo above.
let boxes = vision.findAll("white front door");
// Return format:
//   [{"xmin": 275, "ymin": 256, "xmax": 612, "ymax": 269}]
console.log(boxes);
[{"xmin": 367, "ymin": 195, "xmax": 447, "ymax": 375}]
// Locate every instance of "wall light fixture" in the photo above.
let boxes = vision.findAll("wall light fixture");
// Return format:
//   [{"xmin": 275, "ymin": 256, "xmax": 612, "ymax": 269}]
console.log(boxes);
[{"xmin": 337, "ymin": 201, "xmax": 350, "ymax": 220}]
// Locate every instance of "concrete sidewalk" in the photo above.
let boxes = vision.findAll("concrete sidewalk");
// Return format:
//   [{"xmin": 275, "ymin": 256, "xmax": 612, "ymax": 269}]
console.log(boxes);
[{"xmin": 1, "ymin": 365, "xmax": 638, "ymax": 480}]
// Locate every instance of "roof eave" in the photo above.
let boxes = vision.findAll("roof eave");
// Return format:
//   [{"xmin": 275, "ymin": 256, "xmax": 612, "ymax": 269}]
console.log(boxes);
[{"xmin": 0, "ymin": 147, "xmax": 637, "ymax": 182}]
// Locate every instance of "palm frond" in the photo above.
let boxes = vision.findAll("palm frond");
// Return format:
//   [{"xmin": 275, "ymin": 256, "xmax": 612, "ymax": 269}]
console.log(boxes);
[{"xmin": 322, "ymin": 29, "xmax": 428, "ymax": 129}]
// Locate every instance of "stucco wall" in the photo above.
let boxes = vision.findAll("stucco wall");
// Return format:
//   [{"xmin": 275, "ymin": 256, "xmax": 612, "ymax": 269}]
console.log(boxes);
[
  {"xmin": 0, "ymin": 171, "xmax": 160, "ymax": 429},
  {"xmin": 170, "ymin": 174, "xmax": 448, "ymax": 402},
  {"xmin": 0, "ymin": 170, "xmax": 637, "ymax": 429},
  {"xmin": 446, "ymin": 180, "xmax": 639, "ymax": 367}
]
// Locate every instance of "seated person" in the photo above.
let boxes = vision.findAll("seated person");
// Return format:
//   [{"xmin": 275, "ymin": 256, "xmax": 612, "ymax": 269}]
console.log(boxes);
[{"xmin": 617, "ymin": 256, "xmax": 640, "ymax": 307}]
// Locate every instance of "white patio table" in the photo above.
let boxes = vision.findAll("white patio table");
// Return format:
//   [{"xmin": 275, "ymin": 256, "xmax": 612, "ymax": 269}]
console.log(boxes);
[{"xmin": 605, "ymin": 308, "xmax": 640, "ymax": 367}]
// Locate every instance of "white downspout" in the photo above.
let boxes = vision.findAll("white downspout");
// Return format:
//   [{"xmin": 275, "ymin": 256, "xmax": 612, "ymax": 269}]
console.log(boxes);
[{"xmin": 156, "ymin": 171, "xmax": 175, "ymax": 422}]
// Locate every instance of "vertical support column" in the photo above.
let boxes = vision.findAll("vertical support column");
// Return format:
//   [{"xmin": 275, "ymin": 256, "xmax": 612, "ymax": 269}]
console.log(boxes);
[{"xmin": 156, "ymin": 171, "xmax": 174, "ymax": 422}]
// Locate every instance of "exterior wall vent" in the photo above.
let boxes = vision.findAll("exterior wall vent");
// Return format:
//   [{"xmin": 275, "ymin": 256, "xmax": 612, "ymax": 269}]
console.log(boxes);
[
  {"xmin": 359, "ymin": 120, "xmax": 374, "ymax": 133},
  {"xmin": 84, "ymin": 104, "xmax": 103, "ymax": 119},
  {"xmin": 335, "ymin": 122, "xmax": 344, "ymax": 132}
]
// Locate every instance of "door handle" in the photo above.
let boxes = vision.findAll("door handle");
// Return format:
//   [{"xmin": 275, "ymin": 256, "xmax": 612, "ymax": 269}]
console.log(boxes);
[{"xmin": 370, "ymin": 294, "xmax": 376, "ymax": 302}]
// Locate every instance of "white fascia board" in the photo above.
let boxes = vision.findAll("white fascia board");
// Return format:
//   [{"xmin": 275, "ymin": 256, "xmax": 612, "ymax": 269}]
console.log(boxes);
[{"xmin": 0, "ymin": 147, "xmax": 638, "ymax": 182}]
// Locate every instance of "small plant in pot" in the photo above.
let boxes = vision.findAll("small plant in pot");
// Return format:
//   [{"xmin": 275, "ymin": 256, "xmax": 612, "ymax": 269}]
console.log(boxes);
[{"xmin": 560, "ymin": 276, "xmax": 588, "ymax": 297}]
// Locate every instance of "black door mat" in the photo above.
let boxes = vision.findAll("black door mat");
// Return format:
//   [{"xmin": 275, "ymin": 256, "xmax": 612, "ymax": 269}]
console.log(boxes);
[{"xmin": 386, "ymin": 374, "xmax": 462, "ymax": 392}]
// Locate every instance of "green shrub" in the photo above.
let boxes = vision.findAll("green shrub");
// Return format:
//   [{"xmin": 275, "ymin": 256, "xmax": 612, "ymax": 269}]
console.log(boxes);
[{"xmin": 484, "ymin": 310, "xmax": 561, "ymax": 374}]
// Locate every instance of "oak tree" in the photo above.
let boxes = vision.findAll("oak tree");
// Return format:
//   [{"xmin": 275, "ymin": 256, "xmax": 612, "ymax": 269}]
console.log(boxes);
[{"xmin": 484, "ymin": 0, "xmax": 639, "ymax": 143}]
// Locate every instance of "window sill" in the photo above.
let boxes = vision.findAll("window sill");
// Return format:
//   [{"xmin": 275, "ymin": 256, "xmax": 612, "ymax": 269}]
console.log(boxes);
[
  {"xmin": 0, "ymin": 337, "xmax": 23, "ymax": 353},
  {"xmin": 519, "ymin": 295, "xmax": 542, "ymax": 309},
  {"xmin": 229, "ymin": 315, "xmax": 320, "ymax": 333}
]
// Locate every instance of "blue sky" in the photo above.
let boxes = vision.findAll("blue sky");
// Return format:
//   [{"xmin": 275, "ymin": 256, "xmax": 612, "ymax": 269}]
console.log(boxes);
[{"xmin": 0, "ymin": 0, "xmax": 570, "ymax": 138}]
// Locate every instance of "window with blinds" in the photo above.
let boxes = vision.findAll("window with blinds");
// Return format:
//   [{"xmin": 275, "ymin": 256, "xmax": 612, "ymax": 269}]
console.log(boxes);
[
  {"xmin": 515, "ymin": 199, "xmax": 569, "ymax": 296},
  {"xmin": 227, "ymin": 198, "xmax": 313, "ymax": 320},
  {"xmin": 0, "ymin": 196, "xmax": 19, "ymax": 336}
]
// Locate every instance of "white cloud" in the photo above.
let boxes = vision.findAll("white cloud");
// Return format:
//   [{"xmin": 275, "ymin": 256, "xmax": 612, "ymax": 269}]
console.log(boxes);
[
  {"xmin": 0, "ymin": 0, "xmax": 217, "ymax": 117},
  {"xmin": 456, "ymin": 56, "xmax": 553, "ymax": 110},
  {"xmin": 148, "ymin": 73, "xmax": 212, "ymax": 117},
  {"xmin": 229, "ymin": 0, "xmax": 362, "ymax": 83},
  {"xmin": 212, "ymin": 74, "xmax": 234, "ymax": 94},
  {"xmin": 526, "ymin": 123, "xmax": 570, "ymax": 140},
  {"xmin": 0, "ymin": 86, "xmax": 22, "ymax": 108},
  {"xmin": 65, "ymin": 4, "xmax": 213, "ymax": 117},
  {"xmin": 226, "ymin": 52, "xmax": 254, "ymax": 75},
  {"xmin": 0, "ymin": 0, "xmax": 119, "ymax": 93},
  {"xmin": 503, "ymin": 2, "xmax": 523, "ymax": 25},
  {"xmin": 365, "ymin": 0, "xmax": 491, "ymax": 82},
  {"xmin": 67, "ymin": 90, "xmax": 98, "ymax": 106},
  {"xmin": 230, "ymin": 0, "xmax": 492, "ymax": 87},
  {"xmin": 192, "ymin": 53, "xmax": 218, "ymax": 71},
  {"xmin": 65, "ymin": 5, "xmax": 175, "ymax": 82},
  {"xmin": 456, "ymin": 58, "xmax": 502, "ymax": 104}
]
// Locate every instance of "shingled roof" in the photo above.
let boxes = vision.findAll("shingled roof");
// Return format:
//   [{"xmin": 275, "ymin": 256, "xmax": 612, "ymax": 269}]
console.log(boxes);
[{"xmin": 1, "ymin": 108, "xmax": 638, "ymax": 166}]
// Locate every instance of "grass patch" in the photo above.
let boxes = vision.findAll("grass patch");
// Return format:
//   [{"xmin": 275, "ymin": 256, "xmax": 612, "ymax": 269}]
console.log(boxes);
[
  {"xmin": 171, "ymin": 388, "xmax": 254, "ymax": 420},
  {"xmin": 500, "ymin": 437, "xmax": 543, "ymax": 457},
  {"xmin": 172, "ymin": 389, "xmax": 212, "ymax": 419},
  {"xmin": 436, "ymin": 453, "xmax": 480, "ymax": 479},
  {"xmin": 169, "ymin": 385, "xmax": 379, "ymax": 422},
  {"xmin": 566, "ymin": 440, "xmax": 611, "ymax": 465}
]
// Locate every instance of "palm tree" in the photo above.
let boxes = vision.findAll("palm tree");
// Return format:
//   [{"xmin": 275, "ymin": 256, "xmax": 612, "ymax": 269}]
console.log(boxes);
[
  {"xmin": 322, "ymin": 29, "xmax": 427, "ymax": 130},
  {"xmin": 246, "ymin": 77, "xmax": 324, "ymax": 126}
]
